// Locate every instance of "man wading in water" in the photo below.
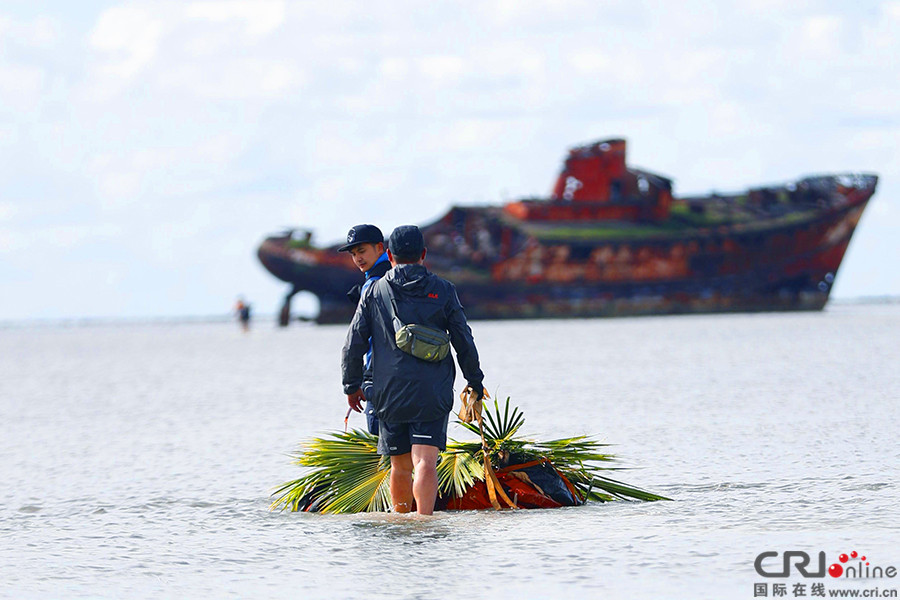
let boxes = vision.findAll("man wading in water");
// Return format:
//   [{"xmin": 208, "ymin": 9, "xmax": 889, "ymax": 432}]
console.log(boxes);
[
  {"xmin": 341, "ymin": 225, "xmax": 485, "ymax": 515},
  {"xmin": 339, "ymin": 224, "xmax": 390, "ymax": 435}
]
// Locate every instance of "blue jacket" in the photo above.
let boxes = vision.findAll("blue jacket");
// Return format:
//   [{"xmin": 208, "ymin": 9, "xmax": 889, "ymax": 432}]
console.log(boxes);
[
  {"xmin": 359, "ymin": 252, "xmax": 390, "ymax": 375},
  {"xmin": 362, "ymin": 252, "xmax": 389, "ymax": 291},
  {"xmin": 342, "ymin": 264, "xmax": 484, "ymax": 424},
  {"xmin": 346, "ymin": 252, "xmax": 390, "ymax": 306}
]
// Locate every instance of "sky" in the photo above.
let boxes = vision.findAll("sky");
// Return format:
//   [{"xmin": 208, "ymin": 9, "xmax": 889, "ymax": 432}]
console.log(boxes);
[{"xmin": 1, "ymin": 0, "xmax": 898, "ymax": 320}]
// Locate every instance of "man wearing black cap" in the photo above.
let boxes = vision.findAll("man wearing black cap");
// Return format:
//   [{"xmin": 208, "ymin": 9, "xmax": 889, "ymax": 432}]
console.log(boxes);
[
  {"xmin": 338, "ymin": 224, "xmax": 391, "ymax": 435},
  {"xmin": 341, "ymin": 225, "xmax": 485, "ymax": 515}
]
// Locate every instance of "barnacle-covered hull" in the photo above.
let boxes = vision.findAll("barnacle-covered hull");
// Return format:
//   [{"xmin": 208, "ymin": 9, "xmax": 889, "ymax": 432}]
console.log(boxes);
[{"xmin": 258, "ymin": 139, "xmax": 877, "ymax": 324}]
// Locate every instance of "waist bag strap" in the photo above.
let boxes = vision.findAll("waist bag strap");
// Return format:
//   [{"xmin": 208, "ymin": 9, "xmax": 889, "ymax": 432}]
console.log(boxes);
[{"xmin": 383, "ymin": 282, "xmax": 406, "ymax": 334}]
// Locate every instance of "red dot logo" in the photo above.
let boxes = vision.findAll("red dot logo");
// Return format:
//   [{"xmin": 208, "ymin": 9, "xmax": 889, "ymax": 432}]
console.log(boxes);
[
  {"xmin": 851, "ymin": 551, "xmax": 858, "ymax": 558},
  {"xmin": 839, "ymin": 554, "xmax": 849, "ymax": 563},
  {"xmin": 829, "ymin": 564, "xmax": 844, "ymax": 578}
]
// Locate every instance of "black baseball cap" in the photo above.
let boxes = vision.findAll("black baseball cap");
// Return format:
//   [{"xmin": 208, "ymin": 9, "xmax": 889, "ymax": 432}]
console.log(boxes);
[
  {"xmin": 338, "ymin": 224, "xmax": 384, "ymax": 252},
  {"xmin": 388, "ymin": 225, "xmax": 425, "ymax": 260}
]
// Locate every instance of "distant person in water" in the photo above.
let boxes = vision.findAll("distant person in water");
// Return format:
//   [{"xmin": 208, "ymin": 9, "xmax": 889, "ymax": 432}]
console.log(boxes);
[
  {"xmin": 339, "ymin": 224, "xmax": 390, "ymax": 435},
  {"xmin": 235, "ymin": 297, "xmax": 251, "ymax": 332}
]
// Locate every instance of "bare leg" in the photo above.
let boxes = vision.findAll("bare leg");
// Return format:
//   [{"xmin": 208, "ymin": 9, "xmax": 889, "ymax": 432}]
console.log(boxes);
[
  {"xmin": 411, "ymin": 444, "xmax": 440, "ymax": 515},
  {"xmin": 389, "ymin": 453, "xmax": 413, "ymax": 513}
]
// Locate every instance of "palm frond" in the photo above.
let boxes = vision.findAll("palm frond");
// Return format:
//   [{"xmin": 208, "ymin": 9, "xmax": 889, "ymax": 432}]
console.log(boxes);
[
  {"xmin": 586, "ymin": 475, "xmax": 669, "ymax": 502},
  {"xmin": 436, "ymin": 449, "xmax": 483, "ymax": 498},
  {"xmin": 319, "ymin": 467, "xmax": 392, "ymax": 513},
  {"xmin": 482, "ymin": 397, "xmax": 525, "ymax": 442},
  {"xmin": 272, "ymin": 397, "xmax": 669, "ymax": 512},
  {"xmin": 270, "ymin": 429, "xmax": 391, "ymax": 512}
]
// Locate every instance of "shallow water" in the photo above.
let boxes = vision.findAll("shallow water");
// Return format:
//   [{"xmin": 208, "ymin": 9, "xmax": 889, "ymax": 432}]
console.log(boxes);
[{"xmin": 2, "ymin": 304, "xmax": 898, "ymax": 598}]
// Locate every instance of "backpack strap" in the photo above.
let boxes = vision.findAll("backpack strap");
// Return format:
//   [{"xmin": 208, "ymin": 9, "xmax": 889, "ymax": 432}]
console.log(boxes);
[{"xmin": 382, "ymin": 282, "xmax": 405, "ymax": 334}]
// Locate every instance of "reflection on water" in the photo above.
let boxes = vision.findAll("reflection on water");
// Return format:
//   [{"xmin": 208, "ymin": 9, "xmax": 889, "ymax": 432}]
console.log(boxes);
[
  {"xmin": 350, "ymin": 514, "xmax": 455, "ymax": 542},
  {"xmin": 1, "ymin": 305, "xmax": 899, "ymax": 598}
]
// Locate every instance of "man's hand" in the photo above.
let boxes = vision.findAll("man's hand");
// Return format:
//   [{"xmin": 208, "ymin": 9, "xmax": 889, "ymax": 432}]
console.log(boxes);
[
  {"xmin": 347, "ymin": 389, "xmax": 366, "ymax": 412},
  {"xmin": 468, "ymin": 381, "xmax": 485, "ymax": 401}
]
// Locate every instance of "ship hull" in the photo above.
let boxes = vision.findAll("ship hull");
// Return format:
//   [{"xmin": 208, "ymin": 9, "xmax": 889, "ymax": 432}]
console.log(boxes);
[
  {"xmin": 259, "ymin": 195, "xmax": 870, "ymax": 324},
  {"xmin": 455, "ymin": 199, "xmax": 868, "ymax": 320}
]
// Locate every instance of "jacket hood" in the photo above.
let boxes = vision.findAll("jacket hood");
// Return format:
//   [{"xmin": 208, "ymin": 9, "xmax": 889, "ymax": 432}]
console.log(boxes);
[{"xmin": 385, "ymin": 264, "xmax": 431, "ymax": 293}]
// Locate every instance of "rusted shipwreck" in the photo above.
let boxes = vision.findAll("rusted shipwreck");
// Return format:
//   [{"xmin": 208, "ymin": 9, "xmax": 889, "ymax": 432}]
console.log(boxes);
[{"xmin": 258, "ymin": 139, "xmax": 877, "ymax": 324}]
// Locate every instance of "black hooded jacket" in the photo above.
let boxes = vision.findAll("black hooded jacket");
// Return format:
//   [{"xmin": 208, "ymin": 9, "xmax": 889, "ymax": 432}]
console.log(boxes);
[{"xmin": 341, "ymin": 264, "xmax": 484, "ymax": 424}]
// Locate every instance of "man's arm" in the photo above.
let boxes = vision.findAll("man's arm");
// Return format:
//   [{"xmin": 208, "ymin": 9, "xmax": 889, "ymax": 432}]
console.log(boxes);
[
  {"xmin": 341, "ymin": 293, "xmax": 372, "ymax": 407},
  {"xmin": 445, "ymin": 284, "xmax": 485, "ymax": 396}
]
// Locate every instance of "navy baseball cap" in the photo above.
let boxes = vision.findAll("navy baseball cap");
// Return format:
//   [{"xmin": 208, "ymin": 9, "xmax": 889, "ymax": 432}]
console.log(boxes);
[
  {"xmin": 388, "ymin": 225, "xmax": 425, "ymax": 260},
  {"xmin": 338, "ymin": 224, "xmax": 384, "ymax": 252}
]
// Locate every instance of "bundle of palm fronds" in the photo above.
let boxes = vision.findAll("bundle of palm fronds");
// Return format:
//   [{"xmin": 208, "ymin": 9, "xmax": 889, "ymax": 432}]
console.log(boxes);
[{"xmin": 271, "ymin": 397, "xmax": 668, "ymax": 513}]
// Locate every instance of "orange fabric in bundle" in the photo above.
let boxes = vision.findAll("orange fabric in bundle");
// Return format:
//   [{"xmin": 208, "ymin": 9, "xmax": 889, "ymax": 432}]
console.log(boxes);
[{"xmin": 441, "ymin": 466, "xmax": 578, "ymax": 510}]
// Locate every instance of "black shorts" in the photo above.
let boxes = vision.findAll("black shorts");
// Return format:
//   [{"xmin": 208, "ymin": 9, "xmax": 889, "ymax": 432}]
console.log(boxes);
[{"xmin": 377, "ymin": 415, "xmax": 449, "ymax": 456}]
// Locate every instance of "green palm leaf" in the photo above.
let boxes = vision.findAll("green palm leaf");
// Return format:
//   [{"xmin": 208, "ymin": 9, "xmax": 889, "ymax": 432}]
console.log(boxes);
[
  {"xmin": 482, "ymin": 397, "xmax": 525, "ymax": 442},
  {"xmin": 319, "ymin": 467, "xmax": 392, "ymax": 513},
  {"xmin": 270, "ymin": 429, "xmax": 391, "ymax": 512},
  {"xmin": 271, "ymin": 398, "xmax": 669, "ymax": 512},
  {"xmin": 436, "ymin": 449, "xmax": 483, "ymax": 498}
]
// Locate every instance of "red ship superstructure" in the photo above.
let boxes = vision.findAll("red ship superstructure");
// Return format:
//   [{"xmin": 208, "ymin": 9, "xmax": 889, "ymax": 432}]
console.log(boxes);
[{"xmin": 508, "ymin": 139, "xmax": 672, "ymax": 222}]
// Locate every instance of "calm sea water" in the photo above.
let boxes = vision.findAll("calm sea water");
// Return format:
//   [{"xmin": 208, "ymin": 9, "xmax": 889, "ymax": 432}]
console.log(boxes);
[{"xmin": 2, "ymin": 304, "xmax": 898, "ymax": 599}]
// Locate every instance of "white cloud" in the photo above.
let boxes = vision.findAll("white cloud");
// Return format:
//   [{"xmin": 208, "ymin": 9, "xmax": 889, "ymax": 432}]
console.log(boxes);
[
  {"xmin": 89, "ymin": 5, "xmax": 164, "ymax": 80},
  {"xmin": 181, "ymin": 29, "xmax": 234, "ymax": 58},
  {"xmin": 184, "ymin": 0, "xmax": 286, "ymax": 37},
  {"xmin": 95, "ymin": 170, "xmax": 143, "ymax": 204},
  {"xmin": 157, "ymin": 58, "xmax": 298, "ymax": 99},
  {"xmin": 0, "ymin": 202, "xmax": 15, "ymax": 222},
  {"xmin": 311, "ymin": 129, "xmax": 398, "ymax": 167},
  {"xmin": 570, "ymin": 51, "xmax": 612, "ymax": 75},
  {"xmin": 475, "ymin": 43, "xmax": 546, "ymax": 80},
  {"xmin": 416, "ymin": 55, "xmax": 466, "ymax": 85},
  {"xmin": 0, "ymin": 230, "xmax": 12, "ymax": 253},
  {"xmin": 0, "ymin": 13, "xmax": 59, "ymax": 47},
  {"xmin": 82, "ymin": 1, "xmax": 299, "ymax": 101},
  {"xmin": 482, "ymin": 0, "xmax": 598, "ymax": 25},
  {"xmin": 88, "ymin": 134, "xmax": 247, "ymax": 207},
  {"xmin": 666, "ymin": 49, "xmax": 723, "ymax": 83},
  {"xmin": 378, "ymin": 57, "xmax": 410, "ymax": 80},
  {"xmin": 362, "ymin": 170, "xmax": 407, "ymax": 193},
  {"xmin": 884, "ymin": 1, "xmax": 900, "ymax": 20},
  {"xmin": 707, "ymin": 102, "xmax": 752, "ymax": 137},
  {"xmin": 147, "ymin": 201, "xmax": 214, "ymax": 263},
  {"xmin": 419, "ymin": 119, "xmax": 512, "ymax": 153},
  {"xmin": 0, "ymin": 63, "xmax": 45, "ymax": 109},
  {"xmin": 0, "ymin": 14, "xmax": 56, "ymax": 109},
  {"xmin": 800, "ymin": 15, "xmax": 843, "ymax": 55},
  {"xmin": 0, "ymin": 223, "xmax": 123, "ymax": 253},
  {"xmin": 29, "ymin": 16, "xmax": 59, "ymax": 47}
]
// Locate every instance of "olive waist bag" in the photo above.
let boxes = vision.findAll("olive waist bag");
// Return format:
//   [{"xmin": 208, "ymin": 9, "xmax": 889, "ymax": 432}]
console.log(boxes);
[{"xmin": 384, "ymin": 284, "xmax": 450, "ymax": 362}]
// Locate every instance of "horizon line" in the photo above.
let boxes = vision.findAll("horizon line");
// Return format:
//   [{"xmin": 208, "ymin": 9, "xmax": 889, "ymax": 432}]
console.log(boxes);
[{"xmin": 2, "ymin": 295, "xmax": 899, "ymax": 329}]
